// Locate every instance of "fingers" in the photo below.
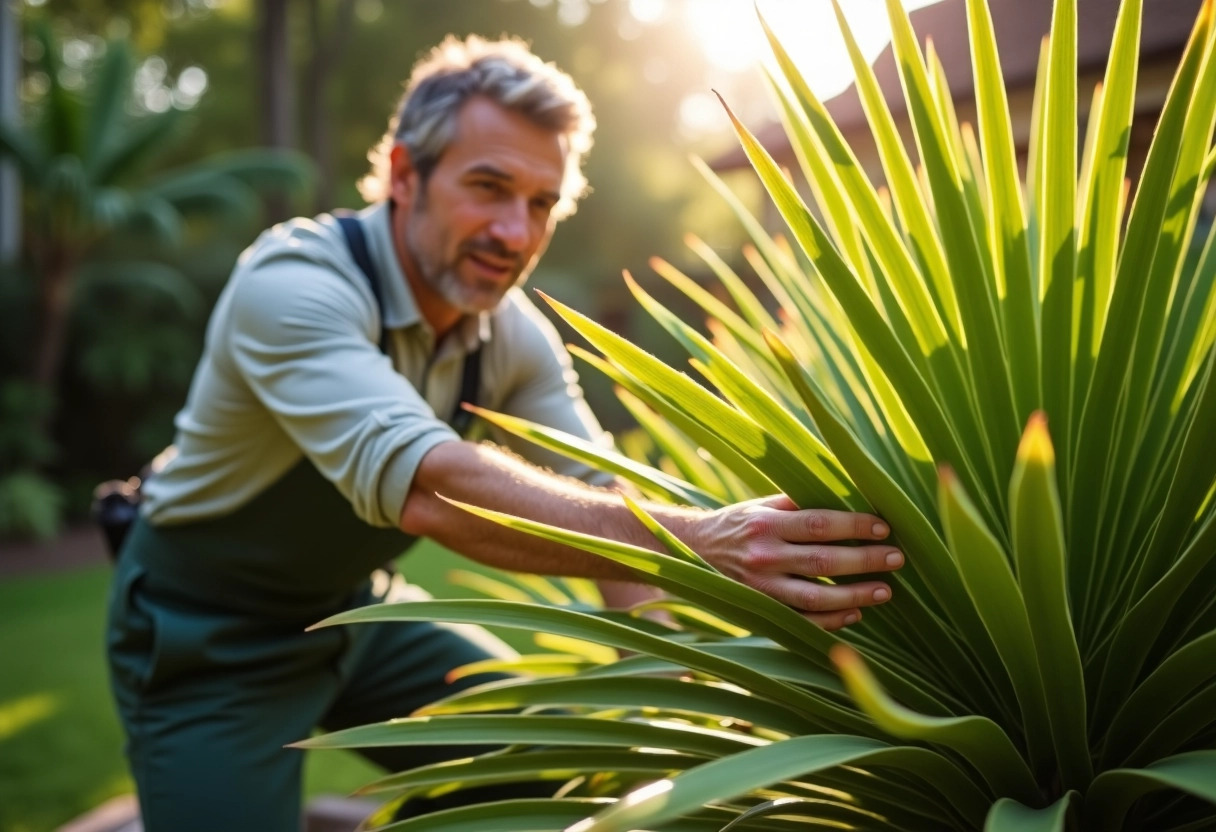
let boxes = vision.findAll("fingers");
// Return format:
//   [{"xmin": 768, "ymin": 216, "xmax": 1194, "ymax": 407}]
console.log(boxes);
[
  {"xmin": 805, "ymin": 608, "xmax": 863, "ymax": 632},
  {"xmin": 753, "ymin": 575, "xmax": 892, "ymax": 618},
  {"xmin": 770, "ymin": 507, "xmax": 890, "ymax": 543},
  {"xmin": 773, "ymin": 543, "xmax": 904, "ymax": 578}
]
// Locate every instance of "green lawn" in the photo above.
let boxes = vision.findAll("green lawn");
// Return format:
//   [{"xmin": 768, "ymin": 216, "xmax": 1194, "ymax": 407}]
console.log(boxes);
[{"xmin": 0, "ymin": 542, "xmax": 537, "ymax": 832}]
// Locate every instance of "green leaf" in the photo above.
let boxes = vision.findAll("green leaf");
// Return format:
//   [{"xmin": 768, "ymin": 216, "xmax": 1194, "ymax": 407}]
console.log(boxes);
[
  {"xmin": 141, "ymin": 169, "xmax": 260, "ymax": 226},
  {"xmin": 33, "ymin": 23, "xmax": 83, "ymax": 158},
  {"xmin": 566, "ymin": 735, "xmax": 991, "ymax": 832},
  {"xmin": 983, "ymin": 794, "xmax": 1077, "ymax": 832},
  {"xmin": 296, "ymin": 713, "xmax": 757, "ymax": 757},
  {"xmin": 372, "ymin": 797, "xmax": 615, "ymax": 832},
  {"xmin": 964, "ymin": 0, "xmax": 1040, "ymax": 423},
  {"xmin": 619, "ymin": 494, "xmax": 713, "ymax": 571},
  {"xmin": 615, "ymin": 388, "xmax": 739, "ymax": 503},
  {"xmin": 1092, "ymin": 507, "xmax": 1216, "ymax": 734},
  {"xmin": 766, "ymin": 330, "xmax": 1013, "ymax": 715},
  {"xmin": 1133, "ymin": 345, "xmax": 1216, "ymax": 594},
  {"xmin": 579, "ymin": 639, "xmax": 845, "ymax": 695},
  {"xmin": 1009, "ymin": 414, "xmax": 1091, "ymax": 789},
  {"xmin": 1070, "ymin": 0, "xmax": 1213, "ymax": 620},
  {"xmin": 758, "ymin": 38, "xmax": 952, "ymax": 368},
  {"xmin": 1091, "ymin": 9, "xmax": 1216, "ymax": 632},
  {"xmin": 681, "ymin": 232, "xmax": 781, "ymax": 336},
  {"xmin": 460, "ymin": 491, "xmax": 958, "ymax": 717},
  {"xmin": 831, "ymin": 645, "xmax": 1039, "ymax": 803},
  {"xmin": 717, "ymin": 796, "xmax": 889, "ymax": 832},
  {"xmin": 416, "ymin": 675, "xmax": 816, "ymax": 735},
  {"xmin": 647, "ymin": 256, "xmax": 782, "ymax": 380},
  {"xmin": 623, "ymin": 272, "xmax": 860, "ymax": 511},
  {"xmin": 715, "ymin": 93, "xmax": 995, "ymax": 520},
  {"xmin": 938, "ymin": 467, "xmax": 1053, "ymax": 776},
  {"xmin": 74, "ymin": 260, "xmax": 204, "ymax": 319},
  {"xmin": 1036, "ymin": 0, "xmax": 1078, "ymax": 490},
  {"xmin": 1103, "ymin": 630, "xmax": 1216, "ymax": 766},
  {"xmin": 444, "ymin": 569, "xmax": 536, "ymax": 604},
  {"xmin": 356, "ymin": 749, "xmax": 700, "ymax": 797},
  {"xmin": 466, "ymin": 405, "xmax": 720, "ymax": 509},
  {"xmin": 556, "ymin": 310, "xmax": 779, "ymax": 499},
  {"xmin": 90, "ymin": 107, "xmax": 185, "ymax": 185},
  {"xmin": 882, "ymin": 0, "xmax": 1020, "ymax": 498},
  {"xmin": 1071, "ymin": 0, "xmax": 1141, "ymax": 415},
  {"xmin": 1086, "ymin": 751, "xmax": 1216, "ymax": 831},
  {"xmin": 822, "ymin": 0, "xmax": 961, "ymax": 342},
  {"xmin": 444, "ymin": 653, "xmax": 594, "ymax": 682},
  {"xmin": 1091, "ymin": 349, "xmax": 1216, "ymax": 728},
  {"xmin": 310, "ymin": 599, "xmax": 869, "ymax": 733},
  {"xmin": 543, "ymin": 291, "xmax": 833, "ymax": 505},
  {"xmin": 83, "ymin": 39, "xmax": 134, "ymax": 172},
  {"xmin": 1119, "ymin": 681, "xmax": 1216, "ymax": 768}
]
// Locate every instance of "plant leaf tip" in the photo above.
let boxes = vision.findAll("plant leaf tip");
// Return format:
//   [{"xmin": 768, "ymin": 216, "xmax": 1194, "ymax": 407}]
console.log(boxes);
[
  {"xmin": 829, "ymin": 643, "xmax": 860, "ymax": 669},
  {"xmin": 1017, "ymin": 411, "xmax": 1056, "ymax": 465}
]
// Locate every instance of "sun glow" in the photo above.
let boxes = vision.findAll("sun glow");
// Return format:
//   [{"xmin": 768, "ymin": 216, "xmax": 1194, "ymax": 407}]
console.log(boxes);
[{"xmin": 679, "ymin": 0, "xmax": 946, "ymax": 98}]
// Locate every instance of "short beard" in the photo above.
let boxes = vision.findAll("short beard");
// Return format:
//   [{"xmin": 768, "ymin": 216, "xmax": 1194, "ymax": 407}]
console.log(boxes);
[
  {"xmin": 426, "ymin": 264, "xmax": 494, "ymax": 315},
  {"xmin": 407, "ymin": 197, "xmax": 524, "ymax": 314}
]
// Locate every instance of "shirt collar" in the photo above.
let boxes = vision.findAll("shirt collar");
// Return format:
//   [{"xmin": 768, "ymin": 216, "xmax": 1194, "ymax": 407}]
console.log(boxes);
[{"xmin": 359, "ymin": 201, "xmax": 491, "ymax": 350}]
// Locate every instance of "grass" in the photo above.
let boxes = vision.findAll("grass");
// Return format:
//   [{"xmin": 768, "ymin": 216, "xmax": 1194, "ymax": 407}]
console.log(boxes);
[{"xmin": 0, "ymin": 540, "xmax": 536, "ymax": 832}]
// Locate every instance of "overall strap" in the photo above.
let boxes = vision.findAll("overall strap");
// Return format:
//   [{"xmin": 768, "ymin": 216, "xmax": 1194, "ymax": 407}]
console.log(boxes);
[
  {"xmin": 450, "ymin": 345, "xmax": 482, "ymax": 436},
  {"xmin": 335, "ymin": 213, "xmax": 483, "ymax": 434},
  {"xmin": 336, "ymin": 214, "xmax": 389, "ymax": 355}
]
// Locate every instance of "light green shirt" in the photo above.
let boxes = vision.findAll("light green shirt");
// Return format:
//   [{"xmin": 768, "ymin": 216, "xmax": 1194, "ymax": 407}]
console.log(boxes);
[{"xmin": 143, "ymin": 201, "xmax": 613, "ymax": 528}]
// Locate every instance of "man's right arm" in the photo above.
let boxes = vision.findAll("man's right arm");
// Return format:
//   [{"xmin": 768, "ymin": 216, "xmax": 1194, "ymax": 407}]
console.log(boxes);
[{"xmin": 401, "ymin": 440, "xmax": 902, "ymax": 631}]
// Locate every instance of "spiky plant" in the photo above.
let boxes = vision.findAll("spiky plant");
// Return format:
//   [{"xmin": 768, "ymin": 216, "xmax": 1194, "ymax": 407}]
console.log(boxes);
[{"xmin": 301, "ymin": 0, "xmax": 1216, "ymax": 828}]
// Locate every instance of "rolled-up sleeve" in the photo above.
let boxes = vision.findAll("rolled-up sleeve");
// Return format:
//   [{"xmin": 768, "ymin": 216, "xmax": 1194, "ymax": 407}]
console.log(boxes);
[{"xmin": 226, "ymin": 254, "xmax": 459, "ymax": 527}]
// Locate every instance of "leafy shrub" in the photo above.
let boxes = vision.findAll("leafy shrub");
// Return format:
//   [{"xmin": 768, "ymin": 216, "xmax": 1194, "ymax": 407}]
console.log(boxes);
[
  {"xmin": 0, "ymin": 24, "xmax": 312, "ymax": 537},
  {"xmin": 303, "ymin": 0, "xmax": 1216, "ymax": 829}
]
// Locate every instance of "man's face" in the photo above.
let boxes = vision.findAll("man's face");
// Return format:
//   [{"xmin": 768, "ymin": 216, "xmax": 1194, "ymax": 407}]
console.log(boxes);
[{"xmin": 389, "ymin": 97, "xmax": 567, "ymax": 323}]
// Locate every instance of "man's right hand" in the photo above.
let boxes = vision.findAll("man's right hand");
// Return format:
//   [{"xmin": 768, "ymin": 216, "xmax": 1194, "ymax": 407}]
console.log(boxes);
[
  {"xmin": 692, "ymin": 495, "xmax": 902, "ymax": 631},
  {"xmin": 404, "ymin": 442, "xmax": 900, "ymax": 631}
]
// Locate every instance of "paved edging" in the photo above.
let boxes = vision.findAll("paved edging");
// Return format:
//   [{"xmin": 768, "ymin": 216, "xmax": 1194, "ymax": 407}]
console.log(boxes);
[
  {"xmin": 0, "ymin": 525, "xmax": 110, "ymax": 578},
  {"xmin": 54, "ymin": 793, "xmax": 381, "ymax": 832}
]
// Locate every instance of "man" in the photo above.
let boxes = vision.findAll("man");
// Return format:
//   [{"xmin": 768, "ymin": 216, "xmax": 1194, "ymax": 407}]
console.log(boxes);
[{"xmin": 106, "ymin": 35, "xmax": 902, "ymax": 830}]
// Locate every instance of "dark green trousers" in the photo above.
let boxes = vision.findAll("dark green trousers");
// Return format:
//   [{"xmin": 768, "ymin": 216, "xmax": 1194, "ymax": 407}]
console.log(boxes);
[{"xmin": 105, "ymin": 460, "xmax": 523, "ymax": 831}]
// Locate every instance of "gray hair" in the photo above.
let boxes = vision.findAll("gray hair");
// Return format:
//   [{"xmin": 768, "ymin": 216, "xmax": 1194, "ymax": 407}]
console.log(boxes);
[{"xmin": 357, "ymin": 35, "xmax": 595, "ymax": 219}]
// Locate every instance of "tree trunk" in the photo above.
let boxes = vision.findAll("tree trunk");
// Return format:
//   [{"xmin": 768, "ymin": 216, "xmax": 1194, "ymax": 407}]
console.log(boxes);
[
  {"xmin": 30, "ymin": 251, "xmax": 73, "ymax": 398},
  {"xmin": 304, "ymin": 0, "xmax": 356, "ymax": 212},
  {"xmin": 258, "ymin": 0, "xmax": 295, "ymax": 221},
  {"xmin": 0, "ymin": 0, "xmax": 22, "ymax": 263}
]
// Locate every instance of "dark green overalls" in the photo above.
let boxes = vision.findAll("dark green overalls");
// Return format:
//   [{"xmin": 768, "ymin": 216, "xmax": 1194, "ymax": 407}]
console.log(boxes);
[{"xmin": 105, "ymin": 455, "xmax": 520, "ymax": 830}]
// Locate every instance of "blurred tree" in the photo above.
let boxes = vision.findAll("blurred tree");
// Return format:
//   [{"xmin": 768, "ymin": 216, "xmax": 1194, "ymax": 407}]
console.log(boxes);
[
  {"xmin": 0, "ymin": 22, "xmax": 311, "ymax": 393},
  {"xmin": 0, "ymin": 21, "xmax": 312, "ymax": 536}
]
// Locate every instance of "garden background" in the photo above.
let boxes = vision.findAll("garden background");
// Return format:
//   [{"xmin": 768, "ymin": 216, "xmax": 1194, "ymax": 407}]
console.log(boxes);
[{"xmin": 3, "ymin": 0, "xmax": 1211, "ymax": 830}]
